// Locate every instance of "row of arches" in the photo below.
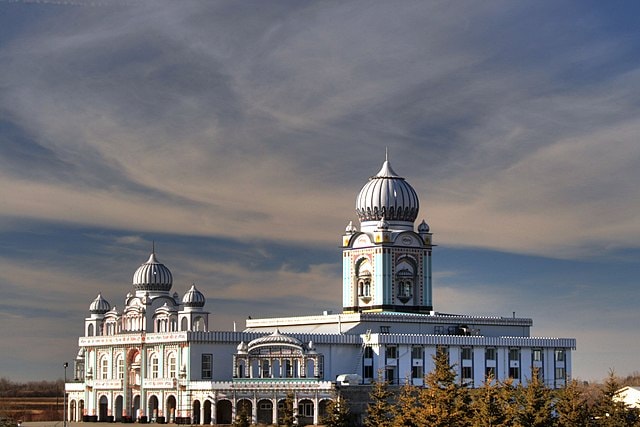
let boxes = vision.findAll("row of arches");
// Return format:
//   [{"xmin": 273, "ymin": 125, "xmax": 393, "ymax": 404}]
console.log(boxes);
[
  {"xmin": 85, "ymin": 393, "xmax": 330, "ymax": 426},
  {"xmin": 236, "ymin": 356, "xmax": 319, "ymax": 379},
  {"xmin": 354, "ymin": 255, "xmax": 419, "ymax": 305},
  {"xmin": 86, "ymin": 315, "xmax": 207, "ymax": 337},
  {"xmin": 67, "ymin": 399, "xmax": 84, "ymax": 422}
]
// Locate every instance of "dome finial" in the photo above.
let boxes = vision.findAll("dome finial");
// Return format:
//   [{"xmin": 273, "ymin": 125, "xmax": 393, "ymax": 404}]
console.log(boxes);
[
  {"xmin": 152, "ymin": 240, "xmax": 155, "ymax": 255},
  {"xmin": 356, "ymin": 157, "xmax": 419, "ymax": 225},
  {"xmin": 133, "ymin": 249, "xmax": 173, "ymax": 292},
  {"xmin": 385, "ymin": 146, "xmax": 389, "ymax": 162}
]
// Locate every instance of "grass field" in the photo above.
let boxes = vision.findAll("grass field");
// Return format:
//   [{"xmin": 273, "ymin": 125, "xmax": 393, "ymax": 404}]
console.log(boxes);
[{"xmin": 0, "ymin": 397, "xmax": 62, "ymax": 422}]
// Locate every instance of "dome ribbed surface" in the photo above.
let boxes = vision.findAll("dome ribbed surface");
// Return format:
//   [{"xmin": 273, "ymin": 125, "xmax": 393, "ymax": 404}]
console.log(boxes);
[
  {"xmin": 356, "ymin": 160, "xmax": 419, "ymax": 223},
  {"xmin": 89, "ymin": 293, "xmax": 111, "ymax": 314},
  {"xmin": 132, "ymin": 252, "xmax": 173, "ymax": 292},
  {"xmin": 182, "ymin": 284, "xmax": 205, "ymax": 307},
  {"xmin": 248, "ymin": 329, "xmax": 303, "ymax": 349}
]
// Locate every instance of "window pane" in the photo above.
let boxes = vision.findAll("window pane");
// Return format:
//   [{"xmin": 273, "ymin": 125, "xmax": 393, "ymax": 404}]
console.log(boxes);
[{"xmin": 202, "ymin": 354, "xmax": 212, "ymax": 379}]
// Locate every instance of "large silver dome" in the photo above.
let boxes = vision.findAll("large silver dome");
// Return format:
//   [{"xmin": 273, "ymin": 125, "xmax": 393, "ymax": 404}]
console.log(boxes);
[
  {"xmin": 133, "ymin": 252, "xmax": 173, "ymax": 292},
  {"xmin": 356, "ymin": 159, "xmax": 419, "ymax": 223}
]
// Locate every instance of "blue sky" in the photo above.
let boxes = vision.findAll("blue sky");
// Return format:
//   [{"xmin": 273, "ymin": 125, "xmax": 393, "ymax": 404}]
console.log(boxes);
[{"xmin": 1, "ymin": 0, "xmax": 639, "ymax": 382}]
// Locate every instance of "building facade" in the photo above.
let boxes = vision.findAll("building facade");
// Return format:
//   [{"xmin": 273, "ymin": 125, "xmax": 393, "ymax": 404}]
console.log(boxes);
[{"xmin": 65, "ymin": 157, "xmax": 576, "ymax": 425}]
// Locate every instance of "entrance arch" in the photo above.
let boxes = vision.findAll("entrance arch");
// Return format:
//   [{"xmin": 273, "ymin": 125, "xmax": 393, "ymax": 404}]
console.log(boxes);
[
  {"xmin": 203, "ymin": 400, "xmax": 212, "ymax": 424},
  {"xmin": 115, "ymin": 395, "xmax": 124, "ymax": 421},
  {"xmin": 216, "ymin": 400, "xmax": 232, "ymax": 425},
  {"xmin": 257, "ymin": 399, "xmax": 273, "ymax": 425},
  {"xmin": 192, "ymin": 400, "xmax": 201, "ymax": 425},
  {"xmin": 98, "ymin": 395, "xmax": 108, "ymax": 422},
  {"xmin": 297, "ymin": 399, "xmax": 314, "ymax": 426},
  {"xmin": 70, "ymin": 400, "xmax": 77, "ymax": 422},
  {"xmin": 148, "ymin": 395, "xmax": 159, "ymax": 422},
  {"xmin": 236, "ymin": 399, "xmax": 252, "ymax": 424},
  {"xmin": 166, "ymin": 395, "xmax": 176, "ymax": 423},
  {"xmin": 133, "ymin": 395, "xmax": 141, "ymax": 420},
  {"xmin": 318, "ymin": 399, "xmax": 332, "ymax": 422}
]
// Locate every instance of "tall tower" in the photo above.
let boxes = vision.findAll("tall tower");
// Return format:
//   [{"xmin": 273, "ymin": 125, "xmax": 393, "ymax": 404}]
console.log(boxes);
[{"xmin": 341, "ymin": 156, "xmax": 433, "ymax": 313}]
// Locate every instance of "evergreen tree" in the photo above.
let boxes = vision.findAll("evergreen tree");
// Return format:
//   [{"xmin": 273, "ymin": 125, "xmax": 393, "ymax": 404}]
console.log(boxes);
[
  {"xmin": 321, "ymin": 396, "xmax": 353, "ymax": 427},
  {"xmin": 594, "ymin": 370, "xmax": 632, "ymax": 427},
  {"xmin": 497, "ymin": 378, "xmax": 519, "ymax": 426},
  {"xmin": 279, "ymin": 392, "xmax": 296, "ymax": 427},
  {"xmin": 392, "ymin": 380, "xmax": 422, "ymax": 427},
  {"xmin": 514, "ymin": 368, "xmax": 554, "ymax": 427},
  {"xmin": 364, "ymin": 371, "xmax": 394, "ymax": 427},
  {"xmin": 470, "ymin": 375, "xmax": 506, "ymax": 427},
  {"xmin": 554, "ymin": 379, "xmax": 589, "ymax": 427},
  {"xmin": 419, "ymin": 348, "xmax": 472, "ymax": 427},
  {"xmin": 232, "ymin": 404, "xmax": 250, "ymax": 427}
]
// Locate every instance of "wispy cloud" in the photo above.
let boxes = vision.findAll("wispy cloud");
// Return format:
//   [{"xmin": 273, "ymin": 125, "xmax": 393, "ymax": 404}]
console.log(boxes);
[{"xmin": 1, "ymin": 0, "xmax": 640, "ymax": 381}]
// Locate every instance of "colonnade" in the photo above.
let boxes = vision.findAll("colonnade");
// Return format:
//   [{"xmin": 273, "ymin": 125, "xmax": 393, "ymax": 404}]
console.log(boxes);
[{"xmin": 67, "ymin": 392, "xmax": 330, "ymax": 426}]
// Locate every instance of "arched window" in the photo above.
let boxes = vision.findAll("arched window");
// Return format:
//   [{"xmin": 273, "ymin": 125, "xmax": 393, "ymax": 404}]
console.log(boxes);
[
  {"xmin": 116, "ymin": 356, "xmax": 124, "ymax": 379},
  {"xmin": 100, "ymin": 356, "xmax": 109, "ymax": 380},
  {"xmin": 356, "ymin": 258, "xmax": 373, "ymax": 300},
  {"xmin": 261, "ymin": 360, "xmax": 270, "ymax": 378},
  {"xmin": 181, "ymin": 317, "xmax": 188, "ymax": 331},
  {"xmin": 150, "ymin": 354, "xmax": 159, "ymax": 379},
  {"xmin": 168, "ymin": 354, "xmax": 177, "ymax": 378},
  {"xmin": 395, "ymin": 258, "xmax": 416, "ymax": 303},
  {"xmin": 397, "ymin": 269, "xmax": 413, "ymax": 297},
  {"xmin": 193, "ymin": 316, "xmax": 205, "ymax": 331},
  {"xmin": 87, "ymin": 324, "xmax": 94, "ymax": 337}
]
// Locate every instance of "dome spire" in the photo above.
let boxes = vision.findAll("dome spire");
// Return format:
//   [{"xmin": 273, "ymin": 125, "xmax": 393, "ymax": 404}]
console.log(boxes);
[
  {"xmin": 356, "ymin": 155, "xmax": 418, "ymax": 226},
  {"xmin": 133, "ymin": 249, "xmax": 173, "ymax": 293},
  {"xmin": 375, "ymin": 152, "xmax": 400, "ymax": 178}
]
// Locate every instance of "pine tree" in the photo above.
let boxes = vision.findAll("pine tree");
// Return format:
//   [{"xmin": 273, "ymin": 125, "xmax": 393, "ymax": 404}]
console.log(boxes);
[
  {"xmin": 594, "ymin": 370, "xmax": 631, "ymax": 427},
  {"xmin": 419, "ymin": 348, "xmax": 472, "ymax": 427},
  {"xmin": 554, "ymin": 379, "xmax": 589, "ymax": 427},
  {"xmin": 494, "ymin": 377, "xmax": 520, "ymax": 426},
  {"xmin": 232, "ymin": 405, "xmax": 250, "ymax": 427},
  {"xmin": 392, "ymin": 380, "xmax": 422, "ymax": 427},
  {"xmin": 470, "ymin": 375, "xmax": 506, "ymax": 427},
  {"xmin": 280, "ymin": 392, "xmax": 296, "ymax": 427},
  {"xmin": 364, "ymin": 371, "xmax": 394, "ymax": 427},
  {"xmin": 514, "ymin": 368, "xmax": 554, "ymax": 427},
  {"xmin": 321, "ymin": 396, "xmax": 353, "ymax": 427}
]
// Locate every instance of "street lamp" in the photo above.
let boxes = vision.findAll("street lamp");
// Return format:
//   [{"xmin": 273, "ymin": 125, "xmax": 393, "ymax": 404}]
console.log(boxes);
[{"xmin": 63, "ymin": 362, "xmax": 68, "ymax": 427}]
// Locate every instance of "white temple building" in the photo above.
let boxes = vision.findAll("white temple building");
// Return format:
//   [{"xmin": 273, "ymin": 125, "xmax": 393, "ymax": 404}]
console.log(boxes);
[{"xmin": 65, "ymin": 157, "xmax": 576, "ymax": 425}]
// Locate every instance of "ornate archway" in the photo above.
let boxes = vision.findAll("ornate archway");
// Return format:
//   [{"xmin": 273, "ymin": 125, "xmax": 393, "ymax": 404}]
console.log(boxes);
[
  {"xmin": 216, "ymin": 400, "xmax": 232, "ymax": 425},
  {"xmin": 257, "ymin": 399, "xmax": 273, "ymax": 425}
]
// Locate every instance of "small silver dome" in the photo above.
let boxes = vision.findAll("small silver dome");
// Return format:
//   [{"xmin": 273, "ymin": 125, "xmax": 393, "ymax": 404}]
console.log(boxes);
[
  {"xmin": 356, "ymin": 158, "xmax": 419, "ymax": 224},
  {"xmin": 418, "ymin": 220, "xmax": 430, "ymax": 233},
  {"xmin": 248, "ymin": 329, "xmax": 303, "ymax": 350},
  {"xmin": 377, "ymin": 218, "xmax": 389, "ymax": 230},
  {"xmin": 89, "ymin": 293, "xmax": 111, "ymax": 314},
  {"xmin": 345, "ymin": 221, "xmax": 358, "ymax": 234},
  {"xmin": 132, "ymin": 252, "xmax": 173, "ymax": 292},
  {"xmin": 182, "ymin": 284, "xmax": 205, "ymax": 307},
  {"xmin": 237, "ymin": 341, "xmax": 248, "ymax": 353}
]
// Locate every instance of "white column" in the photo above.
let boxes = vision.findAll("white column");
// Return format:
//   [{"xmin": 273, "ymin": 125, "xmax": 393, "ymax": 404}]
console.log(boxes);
[
  {"xmin": 252, "ymin": 396, "xmax": 257, "ymax": 425},
  {"xmin": 313, "ymin": 397, "xmax": 318, "ymax": 426},
  {"xmin": 272, "ymin": 398, "xmax": 278, "ymax": 425}
]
